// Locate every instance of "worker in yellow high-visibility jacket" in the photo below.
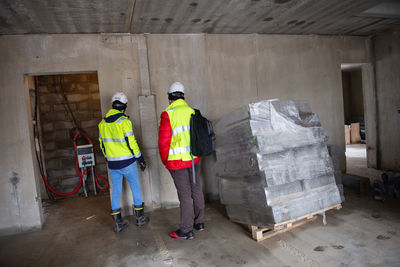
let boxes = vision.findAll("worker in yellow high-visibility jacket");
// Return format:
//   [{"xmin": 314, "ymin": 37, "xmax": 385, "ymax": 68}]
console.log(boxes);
[
  {"xmin": 98, "ymin": 92, "xmax": 149, "ymax": 232},
  {"xmin": 158, "ymin": 82, "xmax": 205, "ymax": 240}
]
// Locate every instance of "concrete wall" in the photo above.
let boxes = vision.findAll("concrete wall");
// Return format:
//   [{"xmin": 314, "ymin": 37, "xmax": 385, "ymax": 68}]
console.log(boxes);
[
  {"xmin": 146, "ymin": 34, "xmax": 372, "ymax": 198},
  {"xmin": 205, "ymin": 34, "xmax": 371, "ymax": 197},
  {"xmin": 374, "ymin": 29, "xmax": 400, "ymax": 171},
  {"xmin": 0, "ymin": 33, "xmax": 373, "ymax": 234},
  {"xmin": 0, "ymin": 34, "xmax": 163, "ymax": 235},
  {"xmin": 147, "ymin": 34, "xmax": 209, "ymax": 204},
  {"xmin": 342, "ymin": 71, "xmax": 351, "ymax": 124}
]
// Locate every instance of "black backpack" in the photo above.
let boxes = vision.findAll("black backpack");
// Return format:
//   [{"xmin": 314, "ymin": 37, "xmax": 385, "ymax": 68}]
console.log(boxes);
[{"xmin": 190, "ymin": 109, "xmax": 216, "ymax": 156}]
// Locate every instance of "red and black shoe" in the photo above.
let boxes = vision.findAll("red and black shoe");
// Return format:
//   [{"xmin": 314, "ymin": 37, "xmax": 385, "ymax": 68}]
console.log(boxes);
[
  {"xmin": 169, "ymin": 229, "xmax": 195, "ymax": 240},
  {"xmin": 194, "ymin": 223, "xmax": 205, "ymax": 232}
]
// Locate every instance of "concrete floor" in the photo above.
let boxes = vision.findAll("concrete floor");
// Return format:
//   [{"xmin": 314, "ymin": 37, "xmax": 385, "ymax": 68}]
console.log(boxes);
[{"xmin": 0, "ymin": 189, "xmax": 399, "ymax": 267}]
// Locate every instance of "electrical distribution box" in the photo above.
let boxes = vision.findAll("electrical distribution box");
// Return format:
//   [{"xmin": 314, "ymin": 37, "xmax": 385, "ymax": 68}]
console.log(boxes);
[{"xmin": 77, "ymin": 144, "xmax": 95, "ymax": 168}]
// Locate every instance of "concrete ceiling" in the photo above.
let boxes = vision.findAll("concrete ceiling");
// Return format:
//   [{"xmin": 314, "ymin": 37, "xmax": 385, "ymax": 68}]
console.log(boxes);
[{"xmin": 1, "ymin": 0, "xmax": 400, "ymax": 36}]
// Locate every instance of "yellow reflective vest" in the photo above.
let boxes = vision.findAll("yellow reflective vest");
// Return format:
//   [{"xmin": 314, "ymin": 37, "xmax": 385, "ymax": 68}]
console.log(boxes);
[
  {"xmin": 98, "ymin": 109, "xmax": 141, "ymax": 162},
  {"xmin": 165, "ymin": 99, "xmax": 198, "ymax": 162}
]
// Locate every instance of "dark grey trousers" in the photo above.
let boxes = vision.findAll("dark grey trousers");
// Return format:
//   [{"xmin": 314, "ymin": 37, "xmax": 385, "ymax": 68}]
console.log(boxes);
[{"xmin": 169, "ymin": 163, "xmax": 205, "ymax": 233}]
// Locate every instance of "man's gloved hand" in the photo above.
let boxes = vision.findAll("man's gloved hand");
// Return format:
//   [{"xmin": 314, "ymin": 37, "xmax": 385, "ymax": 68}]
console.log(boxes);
[{"xmin": 137, "ymin": 155, "xmax": 146, "ymax": 172}]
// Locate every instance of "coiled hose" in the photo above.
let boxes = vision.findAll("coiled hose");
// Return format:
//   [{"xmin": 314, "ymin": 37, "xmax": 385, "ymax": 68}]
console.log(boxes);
[{"xmin": 41, "ymin": 132, "xmax": 109, "ymax": 196}]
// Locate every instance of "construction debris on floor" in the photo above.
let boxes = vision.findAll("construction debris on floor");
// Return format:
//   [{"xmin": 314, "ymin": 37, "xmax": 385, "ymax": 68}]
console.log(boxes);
[{"xmin": 215, "ymin": 99, "xmax": 344, "ymax": 228}]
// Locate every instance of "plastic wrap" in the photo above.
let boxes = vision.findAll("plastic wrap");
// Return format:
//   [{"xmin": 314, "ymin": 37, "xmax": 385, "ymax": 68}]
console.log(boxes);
[{"xmin": 216, "ymin": 99, "xmax": 343, "ymax": 226}]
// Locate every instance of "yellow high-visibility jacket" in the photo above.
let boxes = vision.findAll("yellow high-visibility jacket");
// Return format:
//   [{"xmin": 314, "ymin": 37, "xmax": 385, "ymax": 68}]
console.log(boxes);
[
  {"xmin": 158, "ymin": 99, "xmax": 200, "ymax": 170},
  {"xmin": 98, "ymin": 109, "xmax": 141, "ymax": 168}
]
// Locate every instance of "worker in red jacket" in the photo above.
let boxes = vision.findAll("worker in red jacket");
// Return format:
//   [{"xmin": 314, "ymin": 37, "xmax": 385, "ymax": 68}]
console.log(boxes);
[{"xmin": 158, "ymin": 82, "xmax": 205, "ymax": 240}]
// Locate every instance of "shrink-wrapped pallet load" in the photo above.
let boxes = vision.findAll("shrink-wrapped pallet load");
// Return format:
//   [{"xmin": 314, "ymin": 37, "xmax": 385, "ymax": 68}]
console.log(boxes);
[{"xmin": 215, "ymin": 100, "xmax": 343, "ymax": 227}]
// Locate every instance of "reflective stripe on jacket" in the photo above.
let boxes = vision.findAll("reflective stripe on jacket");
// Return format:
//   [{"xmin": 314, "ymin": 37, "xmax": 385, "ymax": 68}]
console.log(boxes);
[
  {"xmin": 98, "ymin": 109, "xmax": 141, "ymax": 162},
  {"xmin": 158, "ymin": 99, "xmax": 200, "ymax": 170}
]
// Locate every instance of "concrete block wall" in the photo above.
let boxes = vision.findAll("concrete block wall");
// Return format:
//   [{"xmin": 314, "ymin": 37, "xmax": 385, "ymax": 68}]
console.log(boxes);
[{"xmin": 37, "ymin": 73, "xmax": 107, "ymax": 196}]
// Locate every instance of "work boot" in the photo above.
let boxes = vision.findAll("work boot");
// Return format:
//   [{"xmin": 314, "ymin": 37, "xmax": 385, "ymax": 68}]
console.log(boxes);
[
  {"xmin": 110, "ymin": 209, "xmax": 129, "ymax": 233},
  {"xmin": 134, "ymin": 202, "xmax": 150, "ymax": 227}
]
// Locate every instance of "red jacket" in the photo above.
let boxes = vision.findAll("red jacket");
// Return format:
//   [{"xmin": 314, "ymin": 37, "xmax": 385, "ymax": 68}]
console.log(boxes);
[{"xmin": 158, "ymin": 111, "xmax": 200, "ymax": 170}]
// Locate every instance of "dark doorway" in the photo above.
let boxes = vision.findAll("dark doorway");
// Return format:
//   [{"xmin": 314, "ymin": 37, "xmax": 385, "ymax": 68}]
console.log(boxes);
[{"xmin": 342, "ymin": 68, "xmax": 367, "ymax": 175}]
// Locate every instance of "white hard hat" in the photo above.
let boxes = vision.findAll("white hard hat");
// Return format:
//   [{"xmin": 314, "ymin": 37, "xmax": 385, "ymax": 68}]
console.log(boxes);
[
  {"xmin": 112, "ymin": 92, "xmax": 128, "ymax": 104},
  {"xmin": 168, "ymin": 82, "xmax": 185, "ymax": 94}
]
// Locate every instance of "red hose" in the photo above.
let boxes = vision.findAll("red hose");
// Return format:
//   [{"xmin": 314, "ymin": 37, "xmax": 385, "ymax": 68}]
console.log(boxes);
[
  {"xmin": 41, "ymin": 174, "xmax": 82, "ymax": 196},
  {"xmin": 41, "ymin": 132, "xmax": 109, "ymax": 196},
  {"xmin": 95, "ymin": 173, "xmax": 109, "ymax": 190}
]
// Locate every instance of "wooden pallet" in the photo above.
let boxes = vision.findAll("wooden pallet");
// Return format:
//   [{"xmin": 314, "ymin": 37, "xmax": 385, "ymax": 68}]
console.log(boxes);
[{"xmin": 249, "ymin": 204, "xmax": 342, "ymax": 242}]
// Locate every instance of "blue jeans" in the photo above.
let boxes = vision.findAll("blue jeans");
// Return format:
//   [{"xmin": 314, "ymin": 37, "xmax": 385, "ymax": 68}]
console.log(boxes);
[{"xmin": 109, "ymin": 162, "xmax": 143, "ymax": 210}]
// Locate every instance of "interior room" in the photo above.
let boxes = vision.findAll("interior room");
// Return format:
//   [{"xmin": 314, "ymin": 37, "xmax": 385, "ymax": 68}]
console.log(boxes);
[{"xmin": 0, "ymin": 0, "xmax": 399, "ymax": 266}]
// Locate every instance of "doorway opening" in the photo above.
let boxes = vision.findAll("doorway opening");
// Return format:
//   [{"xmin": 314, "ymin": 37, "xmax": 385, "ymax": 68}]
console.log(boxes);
[
  {"xmin": 342, "ymin": 67, "xmax": 366, "ymax": 174},
  {"xmin": 26, "ymin": 73, "xmax": 109, "ymax": 207},
  {"xmin": 341, "ymin": 63, "xmax": 382, "ymax": 181}
]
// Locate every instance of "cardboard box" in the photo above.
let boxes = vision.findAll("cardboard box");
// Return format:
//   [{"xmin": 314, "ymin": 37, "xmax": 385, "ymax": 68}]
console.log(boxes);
[
  {"xmin": 350, "ymin": 123, "xmax": 361, "ymax": 144},
  {"xmin": 344, "ymin": 125, "xmax": 351, "ymax": 145}
]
